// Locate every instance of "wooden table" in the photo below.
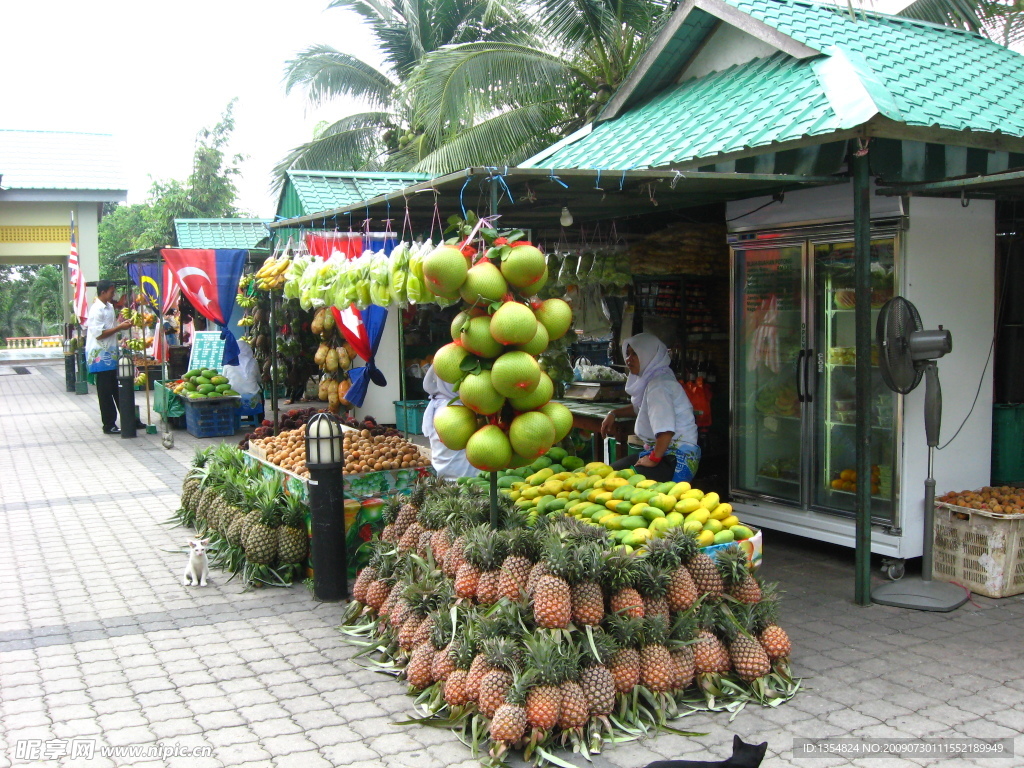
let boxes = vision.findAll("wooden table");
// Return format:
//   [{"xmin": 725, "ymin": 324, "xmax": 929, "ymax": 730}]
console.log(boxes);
[{"xmin": 555, "ymin": 400, "xmax": 635, "ymax": 464}]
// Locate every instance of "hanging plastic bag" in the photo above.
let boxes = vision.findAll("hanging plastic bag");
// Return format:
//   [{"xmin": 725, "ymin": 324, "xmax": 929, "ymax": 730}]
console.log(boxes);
[
  {"xmin": 388, "ymin": 241, "xmax": 411, "ymax": 307},
  {"xmin": 368, "ymin": 250, "xmax": 391, "ymax": 306},
  {"xmin": 558, "ymin": 252, "xmax": 579, "ymax": 286}
]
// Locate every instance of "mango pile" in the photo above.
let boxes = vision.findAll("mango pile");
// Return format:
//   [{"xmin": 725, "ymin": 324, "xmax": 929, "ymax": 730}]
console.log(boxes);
[
  {"xmin": 484, "ymin": 449, "xmax": 755, "ymax": 551},
  {"xmin": 174, "ymin": 368, "xmax": 240, "ymax": 399}
]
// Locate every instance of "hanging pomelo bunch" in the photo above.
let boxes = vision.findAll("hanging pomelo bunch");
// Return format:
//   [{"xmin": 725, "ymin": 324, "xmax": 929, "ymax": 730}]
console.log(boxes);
[
  {"xmin": 532, "ymin": 298, "xmax": 573, "ymax": 340},
  {"xmin": 460, "ymin": 261, "xmax": 507, "ymax": 305},
  {"xmin": 434, "ymin": 405, "xmax": 479, "ymax": 450},
  {"xmin": 490, "ymin": 297, "xmax": 538, "ymax": 345},
  {"xmin": 423, "ymin": 244, "xmax": 469, "ymax": 297},
  {"xmin": 433, "ymin": 341, "xmax": 471, "ymax": 384},
  {"xmin": 490, "ymin": 351, "xmax": 541, "ymax": 399}
]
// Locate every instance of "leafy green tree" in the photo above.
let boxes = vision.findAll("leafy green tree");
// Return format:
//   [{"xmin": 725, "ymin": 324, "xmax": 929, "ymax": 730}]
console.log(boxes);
[
  {"xmin": 29, "ymin": 265, "xmax": 64, "ymax": 334},
  {"xmin": 275, "ymin": 0, "xmax": 527, "ymax": 181},
  {"xmin": 898, "ymin": 0, "xmax": 1024, "ymax": 46},
  {"xmin": 0, "ymin": 269, "xmax": 35, "ymax": 341}
]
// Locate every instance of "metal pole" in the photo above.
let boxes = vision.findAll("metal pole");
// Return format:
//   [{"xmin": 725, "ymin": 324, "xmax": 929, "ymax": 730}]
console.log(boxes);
[
  {"xmin": 853, "ymin": 149, "xmax": 872, "ymax": 605},
  {"xmin": 269, "ymin": 292, "xmax": 280, "ymax": 433},
  {"xmin": 309, "ymin": 467, "xmax": 347, "ymax": 601},
  {"xmin": 118, "ymin": 372, "xmax": 138, "ymax": 439},
  {"xmin": 489, "ymin": 175, "xmax": 501, "ymax": 530}
]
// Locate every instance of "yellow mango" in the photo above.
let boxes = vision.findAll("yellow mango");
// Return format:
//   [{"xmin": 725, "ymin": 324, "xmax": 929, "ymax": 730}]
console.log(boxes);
[
  {"xmin": 720, "ymin": 515, "xmax": 740, "ymax": 528},
  {"xmin": 703, "ymin": 519, "xmax": 724, "ymax": 534},
  {"xmin": 551, "ymin": 472, "xmax": 572, "ymax": 481},
  {"xmin": 683, "ymin": 519, "xmax": 704, "ymax": 535},
  {"xmin": 697, "ymin": 529, "xmax": 716, "ymax": 547},
  {"xmin": 665, "ymin": 511, "xmax": 684, "ymax": 527},
  {"xmin": 509, "ymin": 490, "xmax": 522, "ymax": 501},
  {"xmin": 700, "ymin": 492, "xmax": 721, "ymax": 511},
  {"xmin": 585, "ymin": 461, "xmax": 610, "ymax": 472},
  {"xmin": 636, "ymin": 479, "xmax": 657, "ymax": 490},
  {"xmin": 603, "ymin": 477, "xmax": 628, "ymax": 490},
  {"xmin": 616, "ymin": 468, "xmax": 637, "ymax": 479},
  {"xmin": 604, "ymin": 515, "xmax": 624, "ymax": 530},
  {"xmin": 685, "ymin": 509, "xmax": 710, "ymax": 525},
  {"xmin": 521, "ymin": 487, "xmax": 540, "ymax": 500},
  {"xmin": 594, "ymin": 492, "xmax": 614, "ymax": 505},
  {"xmin": 682, "ymin": 488, "xmax": 705, "ymax": 500},
  {"xmin": 596, "ymin": 512, "xmax": 618, "ymax": 526},
  {"xmin": 676, "ymin": 499, "xmax": 702, "ymax": 515},
  {"xmin": 629, "ymin": 502, "xmax": 648, "ymax": 517},
  {"xmin": 650, "ymin": 517, "xmax": 670, "ymax": 533},
  {"xmin": 650, "ymin": 494, "xmax": 677, "ymax": 513},
  {"xmin": 670, "ymin": 481, "xmax": 692, "ymax": 497},
  {"xmin": 627, "ymin": 474, "xmax": 646, "ymax": 486},
  {"xmin": 709, "ymin": 506, "xmax": 731, "ymax": 521},
  {"xmin": 641, "ymin": 505, "xmax": 666, "ymax": 521}
]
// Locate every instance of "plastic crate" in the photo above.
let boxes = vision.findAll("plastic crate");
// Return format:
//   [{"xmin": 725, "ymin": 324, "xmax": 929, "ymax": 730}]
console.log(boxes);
[
  {"xmin": 183, "ymin": 397, "xmax": 241, "ymax": 438},
  {"xmin": 394, "ymin": 400, "xmax": 429, "ymax": 435},
  {"xmin": 238, "ymin": 393, "xmax": 264, "ymax": 427},
  {"xmin": 933, "ymin": 502, "xmax": 1024, "ymax": 598}
]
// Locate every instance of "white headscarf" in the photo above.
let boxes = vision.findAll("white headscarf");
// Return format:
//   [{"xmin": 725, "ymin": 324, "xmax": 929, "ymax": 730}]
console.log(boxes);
[{"xmin": 621, "ymin": 333, "xmax": 674, "ymax": 410}]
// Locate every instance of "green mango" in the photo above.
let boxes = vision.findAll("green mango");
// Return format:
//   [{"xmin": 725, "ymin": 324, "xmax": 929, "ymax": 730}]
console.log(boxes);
[
  {"xmin": 195, "ymin": 376, "xmax": 211, "ymax": 387},
  {"xmin": 561, "ymin": 456, "xmax": 584, "ymax": 470},
  {"xmin": 546, "ymin": 464, "xmax": 565, "ymax": 474},
  {"xmin": 201, "ymin": 369, "xmax": 218, "ymax": 379},
  {"xmin": 546, "ymin": 498, "xmax": 568, "ymax": 511},
  {"xmin": 611, "ymin": 485, "xmax": 634, "ymax": 501},
  {"xmin": 223, "ymin": 389, "xmax": 239, "ymax": 397},
  {"xmin": 620, "ymin": 515, "xmax": 648, "ymax": 530},
  {"xmin": 197, "ymin": 384, "xmax": 214, "ymax": 394},
  {"xmin": 641, "ymin": 505, "xmax": 666, "ymax": 521},
  {"xmin": 531, "ymin": 456, "xmax": 553, "ymax": 471}
]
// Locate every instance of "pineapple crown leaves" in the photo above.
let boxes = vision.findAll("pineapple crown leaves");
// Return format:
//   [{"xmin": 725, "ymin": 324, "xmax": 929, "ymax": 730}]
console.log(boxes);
[
  {"xmin": 522, "ymin": 632, "xmax": 565, "ymax": 687},
  {"xmin": 478, "ymin": 598, "xmax": 527, "ymax": 641},
  {"xmin": 410, "ymin": 481, "xmax": 428, "ymax": 509},
  {"xmin": 669, "ymin": 605, "xmax": 700, "ymax": 644},
  {"xmin": 603, "ymin": 612, "xmax": 644, "ymax": 650},
  {"xmin": 452, "ymin": 629, "xmax": 480, "ymax": 670},
  {"xmin": 558, "ymin": 640, "xmax": 582, "ymax": 683},
  {"xmin": 463, "ymin": 525, "xmax": 508, "ymax": 571},
  {"xmin": 481, "ymin": 636, "xmax": 524, "ymax": 671},
  {"xmin": 428, "ymin": 607, "xmax": 456, "ymax": 649},
  {"xmin": 580, "ymin": 626, "xmax": 618, "ymax": 667},
  {"xmin": 643, "ymin": 536, "xmax": 681, "ymax": 570},
  {"xmin": 504, "ymin": 669, "xmax": 536, "ymax": 707},
  {"xmin": 714, "ymin": 544, "xmax": 751, "ymax": 588},
  {"xmin": 190, "ymin": 446, "xmax": 213, "ymax": 469},
  {"xmin": 664, "ymin": 527, "xmax": 701, "ymax": 563},
  {"xmin": 714, "ymin": 602, "xmax": 757, "ymax": 643},
  {"xmin": 640, "ymin": 614, "xmax": 671, "ymax": 647},
  {"xmin": 635, "ymin": 560, "xmax": 671, "ymax": 600},
  {"xmin": 568, "ymin": 541, "xmax": 604, "ymax": 585},
  {"xmin": 280, "ymin": 494, "xmax": 307, "ymax": 530},
  {"xmin": 696, "ymin": 599, "xmax": 727, "ymax": 637},
  {"xmin": 750, "ymin": 581, "xmax": 782, "ymax": 631},
  {"xmin": 539, "ymin": 534, "xmax": 575, "ymax": 581},
  {"xmin": 381, "ymin": 495, "xmax": 403, "ymax": 526},
  {"xmin": 600, "ymin": 548, "xmax": 640, "ymax": 592},
  {"xmin": 505, "ymin": 527, "xmax": 541, "ymax": 562},
  {"xmin": 401, "ymin": 578, "xmax": 448, "ymax": 619}
]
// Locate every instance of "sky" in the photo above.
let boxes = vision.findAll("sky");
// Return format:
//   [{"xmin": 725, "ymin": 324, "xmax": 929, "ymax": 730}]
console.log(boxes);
[
  {"xmin": 1, "ymin": 0, "xmax": 383, "ymax": 216},
  {"xmin": 3, "ymin": 0, "xmax": 923, "ymax": 218}
]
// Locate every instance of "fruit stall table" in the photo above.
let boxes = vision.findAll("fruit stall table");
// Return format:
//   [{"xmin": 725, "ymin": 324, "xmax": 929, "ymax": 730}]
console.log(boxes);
[{"xmin": 554, "ymin": 400, "xmax": 634, "ymax": 464}]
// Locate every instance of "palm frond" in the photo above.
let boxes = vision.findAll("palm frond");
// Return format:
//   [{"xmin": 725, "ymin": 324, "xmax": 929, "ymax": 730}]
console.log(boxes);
[
  {"xmin": 895, "ymin": 0, "xmax": 985, "ymax": 30},
  {"xmin": 284, "ymin": 45, "xmax": 397, "ymax": 108}
]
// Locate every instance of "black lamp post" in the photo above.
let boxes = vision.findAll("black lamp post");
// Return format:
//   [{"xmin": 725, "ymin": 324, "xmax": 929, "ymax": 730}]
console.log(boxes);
[
  {"xmin": 305, "ymin": 412, "xmax": 347, "ymax": 601},
  {"xmin": 63, "ymin": 339, "xmax": 76, "ymax": 392},
  {"xmin": 117, "ymin": 349, "xmax": 137, "ymax": 439}
]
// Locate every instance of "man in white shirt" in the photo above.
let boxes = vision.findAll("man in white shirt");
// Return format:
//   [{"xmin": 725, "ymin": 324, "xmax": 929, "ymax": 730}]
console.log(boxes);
[{"xmin": 86, "ymin": 280, "xmax": 133, "ymax": 434}]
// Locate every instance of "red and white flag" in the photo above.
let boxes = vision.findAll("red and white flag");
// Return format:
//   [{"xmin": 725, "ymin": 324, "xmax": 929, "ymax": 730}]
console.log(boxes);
[{"xmin": 69, "ymin": 217, "xmax": 88, "ymax": 324}]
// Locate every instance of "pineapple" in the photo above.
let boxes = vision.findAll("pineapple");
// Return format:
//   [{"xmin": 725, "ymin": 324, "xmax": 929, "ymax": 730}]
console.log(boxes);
[
  {"xmin": 398, "ymin": 518, "xmax": 425, "ymax": 554},
  {"xmin": 753, "ymin": 583, "xmax": 791, "ymax": 661},
  {"xmin": 244, "ymin": 481, "xmax": 281, "ymax": 566},
  {"xmin": 364, "ymin": 548, "xmax": 398, "ymax": 611},
  {"xmin": 406, "ymin": 643, "xmax": 436, "ymax": 690},
  {"xmin": 465, "ymin": 651, "xmax": 493, "ymax": 704},
  {"xmin": 647, "ymin": 535, "xmax": 698, "ymax": 611},
  {"xmin": 498, "ymin": 528, "xmax": 540, "ymax": 601},
  {"xmin": 602, "ymin": 549, "xmax": 644, "ymax": 619},
  {"xmin": 444, "ymin": 632, "xmax": 477, "ymax": 707},
  {"xmin": 668, "ymin": 608, "xmax": 698, "ymax": 691},
  {"xmin": 395, "ymin": 484, "xmax": 425, "ymax": 536},
  {"xmin": 716, "ymin": 545, "xmax": 761, "ymax": 604},
  {"xmin": 430, "ymin": 615, "xmax": 458, "ymax": 683},
  {"xmin": 490, "ymin": 671, "xmax": 532, "ymax": 746},
  {"xmin": 226, "ymin": 508, "xmax": 250, "ymax": 547},
  {"xmin": 444, "ymin": 531, "xmax": 468, "ymax": 579},
  {"xmin": 380, "ymin": 495, "xmax": 402, "ymax": 543},
  {"xmin": 636, "ymin": 561, "xmax": 671, "ymax": 620},
  {"xmin": 579, "ymin": 628, "xmax": 618, "ymax": 716},
  {"xmin": 525, "ymin": 560, "xmax": 550, "ymax": 597},
  {"xmin": 638, "ymin": 615, "xmax": 675, "ymax": 693},
  {"xmin": 352, "ymin": 544, "xmax": 385, "ymax": 604},
  {"xmin": 671, "ymin": 529, "xmax": 725, "ymax": 599},
  {"xmin": 430, "ymin": 527, "xmax": 452, "ymax": 562},
  {"xmin": 693, "ymin": 602, "xmax": 731, "ymax": 675},
  {"xmin": 468, "ymin": 531, "xmax": 508, "ymax": 606},
  {"xmin": 365, "ymin": 577, "xmax": 391, "ymax": 611},
  {"xmin": 557, "ymin": 644, "xmax": 589, "ymax": 730},
  {"xmin": 398, "ymin": 578, "xmax": 451, "ymax": 651},
  {"xmin": 523, "ymin": 633, "xmax": 563, "ymax": 730},
  {"xmin": 477, "ymin": 637, "xmax": 521, "ymax": 717},
  {"xmin": 277, "ymin": 494, "xmax": 309, "ymax": 565},
  {"xmin": 532, "ymin": 537, "xmax": 573, "ymax": 629},
  {"xmin": 569, "ymin": 542, "xmax": 605, "ymax": 627},
  {"xmin": 605, "ymin": 613, "xmax": 643, "ymax": 693},
  {"xmin": 721, "ymin": 604, "xmax": 771, "ymax": 682}
]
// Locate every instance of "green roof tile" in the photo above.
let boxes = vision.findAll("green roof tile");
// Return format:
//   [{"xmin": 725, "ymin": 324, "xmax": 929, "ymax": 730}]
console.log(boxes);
[
  {"xmin": 282, "ymin": 171, "xmax": 430, "ymax": 217},
  {"xmin": 532, "ymin": 0, "xmax": 1024, "ymax": 171},
  {"xmin": 174, "ymin": 219, "xmax": 270, "ymax": 249}
]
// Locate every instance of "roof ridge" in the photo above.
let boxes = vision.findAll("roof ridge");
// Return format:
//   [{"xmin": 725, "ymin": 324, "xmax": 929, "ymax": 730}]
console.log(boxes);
[{"xmin": 727, "ymin": 0, "xmax": 984, "ymax": 37}]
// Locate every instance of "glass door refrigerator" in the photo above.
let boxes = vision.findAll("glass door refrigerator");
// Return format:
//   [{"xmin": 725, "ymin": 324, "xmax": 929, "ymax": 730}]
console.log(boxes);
[{"xmin": 729, "ymin": 223, "xmax": 904, "ymax": 560}]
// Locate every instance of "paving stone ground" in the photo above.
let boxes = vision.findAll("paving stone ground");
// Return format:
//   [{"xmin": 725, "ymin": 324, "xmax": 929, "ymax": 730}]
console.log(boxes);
[{"xmin": 1, "ymin": 360, "xmax": 1022, "ymax": 768}]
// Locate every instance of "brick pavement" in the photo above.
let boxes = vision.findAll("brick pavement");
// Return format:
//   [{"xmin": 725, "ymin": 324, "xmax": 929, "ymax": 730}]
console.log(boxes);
[{"xmin": 1, "ymin": 361, "xmax": 1022, "ymax": 768}]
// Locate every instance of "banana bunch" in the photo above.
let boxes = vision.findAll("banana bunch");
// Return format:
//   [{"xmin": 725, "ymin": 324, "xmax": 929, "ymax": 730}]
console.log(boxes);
[
  {"xmin": 124, "ymin": 338, "xmax": 148, "ymax": 351},
  {"xmin": 134, "ymin": 372, "xmax": 148, "ymax": 387},
  {"xmin": 254, "ymin": 255, "xmax": 291, "ymax": 291},
  {"xmin": 237, "ymin": 315, "xmax": 256, "ymax": 328},
  {"xmin": 236, "ymin": 294, "xmax": 258, "ymax": 309},
  {"xmin": 118, "ymin": 307, "xmax": 156, "ymax": 328}
]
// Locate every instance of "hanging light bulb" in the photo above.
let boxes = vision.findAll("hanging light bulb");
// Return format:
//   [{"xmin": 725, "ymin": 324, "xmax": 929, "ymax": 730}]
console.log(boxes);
[{"xmin": 559, "ymin": 206, "xmax": 574, "ymax": 227}]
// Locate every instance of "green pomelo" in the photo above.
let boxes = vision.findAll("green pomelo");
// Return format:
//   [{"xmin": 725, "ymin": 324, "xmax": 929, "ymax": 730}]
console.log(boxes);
[
  {"xmin": 433, "ymin": 405, "xmax": 479, "ymax": 450},
  {"xmin": 459, "ymin": 261, "xmax": 508, "ymax": 305},
  {"xmin": 423, "ymin": 245, "xmax": 469, "ymax": 295},
  {"xmin": 457, "ymin": 370, "xmax": 506, "ymax": 415},
  {"xmin": 509, "ymin": 411, "xmax": 556, "ymax": 460},
  {"xmin": 539, "ymin": 401, "xmax": 574, "ymax": 442},
  {"xmin": 508, "ymin": 371, "xmax": 554, "ymax": 412},
  {"xmin": 466, "ymin": 425, "xmax": 513, "ymax": 472},
  {"xmin": 460, "ymin": 316, "xmax": 503, "ymax": 358},
  {"xmin": 508, "ymin": 452, "xmax": 534, "ymax": 469},
  {"xmin": 489, "ymin": 301, "xmax": 538, "ymax": 346},
  {"xmin": 534, "ymin": 298, "xmax": 573, "ymax": 340},
  {"xmin": 451, "ymin": 310, "xmax": 472, "ymax": 341},
  {"xmin": 490, "ymin": 351, "xmax": 541, "ymax": 399},
  {"xmin": 513, "ymin": 320, "xmax": 549, "ymax": 355},
  {"xmin": 518, "ymin": 266, "xmax": 548, "ymax": 297},
  {"xmin": 433, "ymin": 342, "xmax": 470, "ymax": 384},
  {"xmin": 501, "ymin": 245, "xmax": 547, "ymax": 289}
]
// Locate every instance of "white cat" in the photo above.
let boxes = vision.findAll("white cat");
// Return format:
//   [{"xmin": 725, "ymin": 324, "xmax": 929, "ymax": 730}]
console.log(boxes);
[{"xmin": 183, "ymin": 539, "xmax": 210, "ymax": 587}]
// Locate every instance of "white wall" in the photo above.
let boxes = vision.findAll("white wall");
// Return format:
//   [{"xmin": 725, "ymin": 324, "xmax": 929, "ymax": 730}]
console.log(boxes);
[
  {"xmin": 353, "ymin": 303, "xmax": 402, "ymax": 425},
  {"xmin": 900, "ymin": 196, "xmax": 995, "ymax": 549},
  {"xmin": 679, "ymin": 23, "xmax": 779, "ymax": 82},
  {"xmin": 726, "ymin": 179, "xmax": 904, "ymax": 230}
]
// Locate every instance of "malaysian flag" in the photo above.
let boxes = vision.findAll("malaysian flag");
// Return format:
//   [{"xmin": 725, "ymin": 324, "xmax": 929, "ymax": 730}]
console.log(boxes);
[{"xmin": 69, "ymin": 215, "xmax": 88, "ymax": 324}]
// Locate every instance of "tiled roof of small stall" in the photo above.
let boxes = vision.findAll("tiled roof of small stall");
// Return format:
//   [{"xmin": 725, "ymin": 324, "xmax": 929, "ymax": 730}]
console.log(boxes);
[
  {"xmin": 284, "ymin": 171, "xmax": 430, "ymax": 215},
  {"xmin": 174, "ymin": 219, "xmax": 271, "ymax": 249},
  {"xmin": 532, "ymin": 0, "xmax": 1024, "ymax": 171},
  {"xmin": 0, "ymin": 130, "xmax": 127, "ymax": 190}
]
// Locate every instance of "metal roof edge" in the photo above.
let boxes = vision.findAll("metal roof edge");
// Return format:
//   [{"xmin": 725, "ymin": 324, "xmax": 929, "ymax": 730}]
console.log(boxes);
[
  {"xmin": 520, "ymin": 124, "xmax": 595, "ymax": 168},
  {"xmin": 284, "ymin": 170, "xmax": 430, "ymax": 181},
  {"xmin": 173, "ymin": 218, "xmax": 272, "ymax": 224},
  {"xmin": 865, "ymin": 116, "xmax": 1024, "ymax": 156}
]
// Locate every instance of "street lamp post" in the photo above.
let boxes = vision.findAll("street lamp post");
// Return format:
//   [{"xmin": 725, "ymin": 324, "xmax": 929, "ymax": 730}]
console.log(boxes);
[
  {"xmin": 63, "ymin": 338, "xmax": 76, "ymax": 392},
  {"xmin": 117, "ymin": 350, "xmax": 137, "ymax": 439},
  {"xmin": 305, "ymin": 413, "xmax": 347, "ymax": 601}
]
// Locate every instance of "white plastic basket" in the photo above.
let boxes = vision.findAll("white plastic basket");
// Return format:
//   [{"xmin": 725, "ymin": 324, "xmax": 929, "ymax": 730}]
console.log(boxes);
[{"xmin": 933, "ymin": 502, "xmax": 1024, "ymax": 598}]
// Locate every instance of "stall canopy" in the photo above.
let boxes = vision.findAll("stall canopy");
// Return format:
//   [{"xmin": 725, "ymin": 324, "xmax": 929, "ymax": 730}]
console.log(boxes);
[{"xmin": 174, "ymin": 219, "xmax": 271, "ymax": 250}]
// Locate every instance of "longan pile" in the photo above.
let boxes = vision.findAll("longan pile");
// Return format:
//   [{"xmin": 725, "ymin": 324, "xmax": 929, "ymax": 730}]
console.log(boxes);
[
  {"xmin": 253, "ymin": 426, "xmax": 310, "ymax": 478},
  {"xmin": 939, "ymin": 486, "xmax": 1024, "ymax": 515},
  {"xmin": 343, "ymin": 430, "xmax": 429, "ymax": 474}
]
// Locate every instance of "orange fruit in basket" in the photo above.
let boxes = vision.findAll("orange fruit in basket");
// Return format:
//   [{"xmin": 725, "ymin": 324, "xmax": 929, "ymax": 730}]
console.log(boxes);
[
  {"xmin": 831, "ymin": 479, "xmax": 844, "ymax": 490},
  {"xmin": 840, "ymin": 469, "xmax": 856, "ymax": 482}
]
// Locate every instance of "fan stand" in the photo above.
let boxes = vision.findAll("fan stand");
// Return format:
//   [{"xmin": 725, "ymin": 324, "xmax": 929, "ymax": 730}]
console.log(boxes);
[{"xmin": 872, "ymin": 362, "xmax": 968, "ymax": 612}]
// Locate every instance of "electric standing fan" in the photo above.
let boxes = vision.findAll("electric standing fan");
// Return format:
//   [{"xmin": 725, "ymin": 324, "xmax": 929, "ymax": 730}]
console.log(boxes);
[{"xmin": 871, "ymin": 297, "xmax": 967, "ymax": 611}]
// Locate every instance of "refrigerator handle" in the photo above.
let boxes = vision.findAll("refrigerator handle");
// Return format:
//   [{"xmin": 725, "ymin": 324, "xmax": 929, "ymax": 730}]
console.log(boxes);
[
  {"xmin": 795, "ymin": 349, "xmax": 806, "ymax": 402},
  {"xmin": 804, "ymin": 348, "xmax": 814, "ymax": 403}
]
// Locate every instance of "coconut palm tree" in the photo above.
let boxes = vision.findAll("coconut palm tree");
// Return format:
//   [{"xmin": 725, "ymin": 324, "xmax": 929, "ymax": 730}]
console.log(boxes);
[
  {"xmin": 898, "ymin": 0, "xmax": 1023, "ymax": 46},
  {"xmin": 406, "ymin": 0, "xmax": 671, "ymax": 174},
  {"xmin": 0, "ymin": 276, "xmax": 34, "ymax": 341},
  {"xmin": 30, "ymin": 265, "xmax": 65, "ymax": 334},
  {"xmin": 274, "ymin": 0, "xmax": 529, "ymax": 183}
]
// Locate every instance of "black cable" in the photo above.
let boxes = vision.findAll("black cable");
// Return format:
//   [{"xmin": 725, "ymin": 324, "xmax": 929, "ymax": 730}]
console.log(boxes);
[
  {"xmin": 938, "ymin": 236, "xmax": 1018, "ymax": 450},
  {"xmin": 725, "ymin": 193, "xmax": 784, "ymax": 223}
]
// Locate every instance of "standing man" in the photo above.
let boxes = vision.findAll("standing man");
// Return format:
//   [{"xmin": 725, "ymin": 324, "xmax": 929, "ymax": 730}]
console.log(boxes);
[{"xmin": 86, "ymin": 280, "xmax": 132, "ymax": 434}]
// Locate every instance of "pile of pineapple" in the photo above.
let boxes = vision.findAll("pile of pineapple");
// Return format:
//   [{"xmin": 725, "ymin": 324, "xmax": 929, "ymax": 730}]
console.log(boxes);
[
  {"xmin": 174, "ymin": 446, "xmax": 309, "ymax": 587},
  {"xmin": 344, "ymin": 477, "xmax": 798, "ymax": 766}
]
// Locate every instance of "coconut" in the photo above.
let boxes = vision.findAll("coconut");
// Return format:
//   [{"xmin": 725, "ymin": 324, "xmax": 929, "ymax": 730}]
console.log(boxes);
[
  {"xmin": 508, "ymin": 411, "xmax": 556, "ymax": 460},
  {"xmin": 539, "ymin": 401, "xmax": 574, "ymax": 442},
  {"xmin": 534, "ymin": 298, "xmax": 573, "ymax": 340},
  {"xmin": 508, "ymin": 371, "xmax": 554, "ymax": 412},
  {"xmin": 433, "ymin": 405, "xmax": 479, "ymax": 450},
  {"xmin": 465, "ymin": 425, "xmax": 513, "ymax": 472},
  {"xmin": 513, "ymin": 320, "xmax": 549, "ymax": 356},
  {"xmin": 450, "ymin": 310, "xmax": 472, "ymax": 341},
  {"xmin": 517, "ymin": 266, "xmax": 548, "ymax": 297},
  {"xmin": 459, "ymin": 261, "xmax": 508, "ymax": 305},
  {"xmin": 500, "ymin": 244, "xmax": 547, "ymax": 290},
  {"xmin": 490, "ymin": 351, "xmax": 541, "ymax": 399},
  {"xmin": 457, "ymin": 370, "xmax": 506, "ymax": 415},
  {"xmin": 433, "ymin": 342, "xmax": 471, "ymax": 384},
  {"xmin": 460, "ymin": 316, "xmax": 504, "ymax": 358},
  {"xmin": 489, "ymin": 300, "xmax": 538, "ymax": 346},
  {"xmin": 423, "ymin": 245, "xmax": 469, "ymax": 296}
]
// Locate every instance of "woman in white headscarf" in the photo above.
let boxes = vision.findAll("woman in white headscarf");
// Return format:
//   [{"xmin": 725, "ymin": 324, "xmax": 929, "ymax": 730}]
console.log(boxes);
[
  {"xmin": 421, "ymin": 365, "xmax": 476, "ymax": 479},
  {"xmin": 600, "ymin": 333, "xmax": 700, "ymax": 482}
]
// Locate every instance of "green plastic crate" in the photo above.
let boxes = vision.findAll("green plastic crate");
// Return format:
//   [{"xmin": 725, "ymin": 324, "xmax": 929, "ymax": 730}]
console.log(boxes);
[{"xmin": 394, "ymin": 400, "xmax": 428, "ymax": 435}]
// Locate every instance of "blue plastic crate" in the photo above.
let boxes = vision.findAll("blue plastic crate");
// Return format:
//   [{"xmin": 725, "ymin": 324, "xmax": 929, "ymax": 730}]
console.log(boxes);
[
  {"xmin": 183, "ymin": 397, "xmax": 241, "ymax": 438},
  {"xmin": 394, "ymin": 400, "xmax": 428, "ymax": 435}
]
